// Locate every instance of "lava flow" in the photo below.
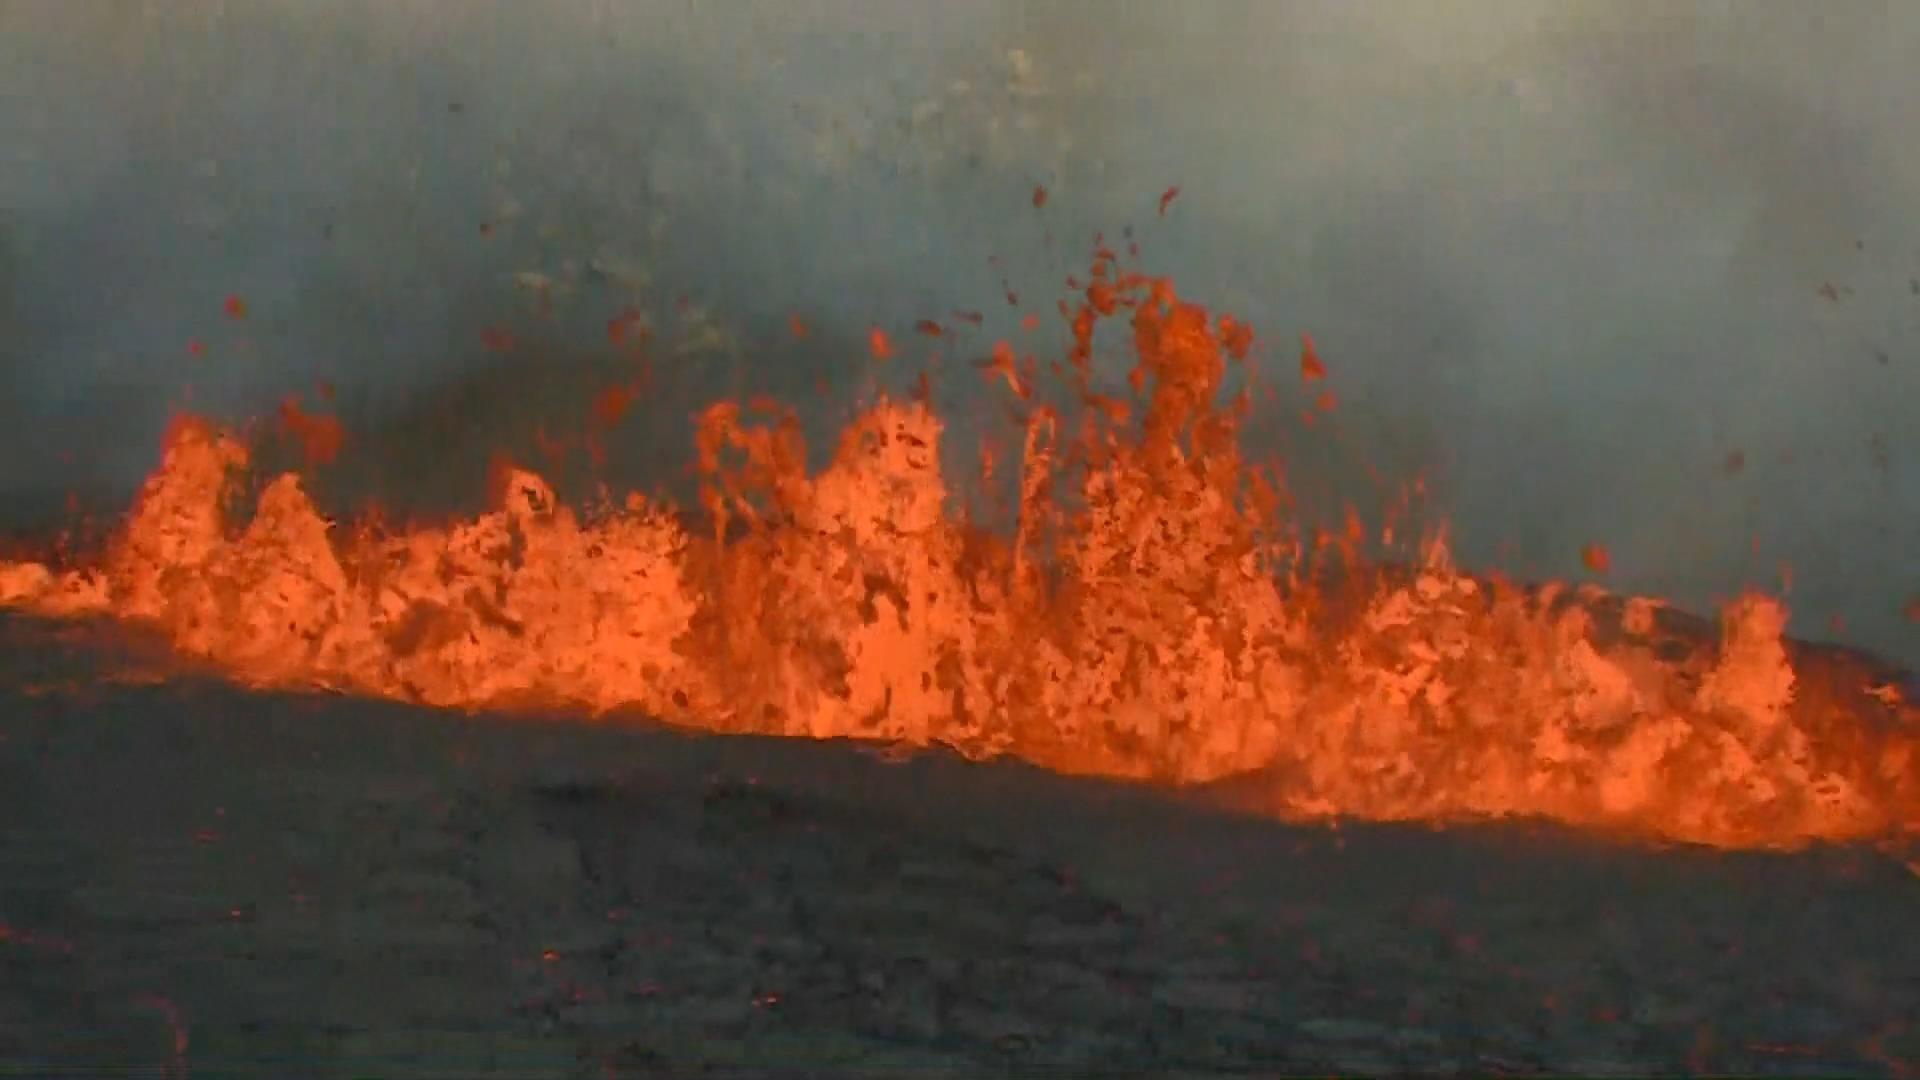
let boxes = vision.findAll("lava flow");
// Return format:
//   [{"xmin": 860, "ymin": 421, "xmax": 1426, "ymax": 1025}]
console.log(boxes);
[{"xmin": 2, "ymin": 259, "xmax": 1915, "ymax": 851}]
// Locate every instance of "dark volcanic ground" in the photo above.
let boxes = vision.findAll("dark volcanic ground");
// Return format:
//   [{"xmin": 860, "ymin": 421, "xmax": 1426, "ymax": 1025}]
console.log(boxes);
[{"xmin": 1, "ymin": 615, "xmax": 1916, "ymax": 1078}]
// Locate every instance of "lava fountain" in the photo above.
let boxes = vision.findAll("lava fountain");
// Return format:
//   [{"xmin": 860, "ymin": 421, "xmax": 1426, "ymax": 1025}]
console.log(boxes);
[{"xmin": 2, "ymin": 254, "xmax": 1915, "ymax": 851}]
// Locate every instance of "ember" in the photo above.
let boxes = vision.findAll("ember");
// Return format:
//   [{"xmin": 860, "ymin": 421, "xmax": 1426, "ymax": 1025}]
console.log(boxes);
[{"xmin": 2, "ymin": 258, "xmax": 1915, "ymax": 851}]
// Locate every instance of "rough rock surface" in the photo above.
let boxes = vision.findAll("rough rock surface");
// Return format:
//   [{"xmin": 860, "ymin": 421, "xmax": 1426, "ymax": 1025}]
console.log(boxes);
[{"xmin": 1, "ymin": 616, "xmax": 1916, "ymax": 1077}]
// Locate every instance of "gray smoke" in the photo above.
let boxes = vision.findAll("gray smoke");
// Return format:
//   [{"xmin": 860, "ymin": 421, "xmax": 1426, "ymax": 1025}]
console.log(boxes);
[{"xmin": 2, "ymin": 0, "xmax": 1916, "ymax": 663}]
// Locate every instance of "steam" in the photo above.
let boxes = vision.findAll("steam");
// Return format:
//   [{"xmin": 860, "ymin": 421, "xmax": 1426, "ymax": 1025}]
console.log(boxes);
[{"xmin": 1, "ymin": 0, "xmax": 1916, "ymax": 662}]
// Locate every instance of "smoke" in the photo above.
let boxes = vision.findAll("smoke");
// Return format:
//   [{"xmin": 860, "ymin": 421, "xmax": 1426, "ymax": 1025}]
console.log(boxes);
[{"xmin": 2, "ymin": 0, "xmax": 1916, "ymax": 663}]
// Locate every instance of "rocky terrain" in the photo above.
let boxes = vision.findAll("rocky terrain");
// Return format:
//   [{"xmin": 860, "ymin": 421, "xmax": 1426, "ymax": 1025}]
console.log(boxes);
[{"xmin": 1, "ymin": 614, "xmax": 1916, "ymax": 1078}]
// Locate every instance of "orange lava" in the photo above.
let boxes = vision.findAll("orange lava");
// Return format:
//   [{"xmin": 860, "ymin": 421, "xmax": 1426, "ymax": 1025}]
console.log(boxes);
[
  {"xmin": 3, "ymin": 262, "xmax": 1917, "ymax": 851},
  {"xmin": 276, "ymin": 396, "xmax": 345, "ymax": 467},
  {"xmin": 1581, "ymin": 542, "xmax": 1612, "ymax": 575}
]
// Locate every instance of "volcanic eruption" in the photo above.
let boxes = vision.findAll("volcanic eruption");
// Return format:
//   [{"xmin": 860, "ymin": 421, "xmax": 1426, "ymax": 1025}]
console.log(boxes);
[{"xmin": 2, "ymin": 250, "xmax": 1915, "ymax": 852}]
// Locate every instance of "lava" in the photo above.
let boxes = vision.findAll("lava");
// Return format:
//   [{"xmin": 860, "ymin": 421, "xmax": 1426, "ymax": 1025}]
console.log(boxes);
[{"xmin": 2, "ymin": 262, "xmax": 1915, "ymax": 850}]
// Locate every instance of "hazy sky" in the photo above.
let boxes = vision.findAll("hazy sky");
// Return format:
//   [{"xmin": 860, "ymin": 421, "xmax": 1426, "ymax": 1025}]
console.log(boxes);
[{"xmin": 2, "ymin": 0, "xmax": 1916, "ymax": 665}]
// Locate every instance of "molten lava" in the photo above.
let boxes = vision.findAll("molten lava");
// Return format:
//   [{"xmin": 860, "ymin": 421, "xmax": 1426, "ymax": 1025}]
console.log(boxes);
[{"xmin": 2, "ymin": 264, "xmax": 1915, "ymax": 850}]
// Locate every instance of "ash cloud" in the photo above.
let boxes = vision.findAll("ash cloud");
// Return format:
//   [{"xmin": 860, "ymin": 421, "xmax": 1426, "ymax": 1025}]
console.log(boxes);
[{"xmin": 1, "ymin": 0, "xmax": 1915, "ymax": 663}]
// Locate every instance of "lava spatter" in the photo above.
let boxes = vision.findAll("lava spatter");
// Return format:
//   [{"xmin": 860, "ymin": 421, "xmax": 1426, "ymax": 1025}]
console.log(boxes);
[{"xmin": 2, "ymin": 262, "xmax": 1914, "ymax": 850}]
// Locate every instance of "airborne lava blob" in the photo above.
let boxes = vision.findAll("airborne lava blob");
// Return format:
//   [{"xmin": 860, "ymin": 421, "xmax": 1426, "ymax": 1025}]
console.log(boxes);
[{"xmin": 2, "ymin": 260, "xmax": 1915, "ymax": 850}]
